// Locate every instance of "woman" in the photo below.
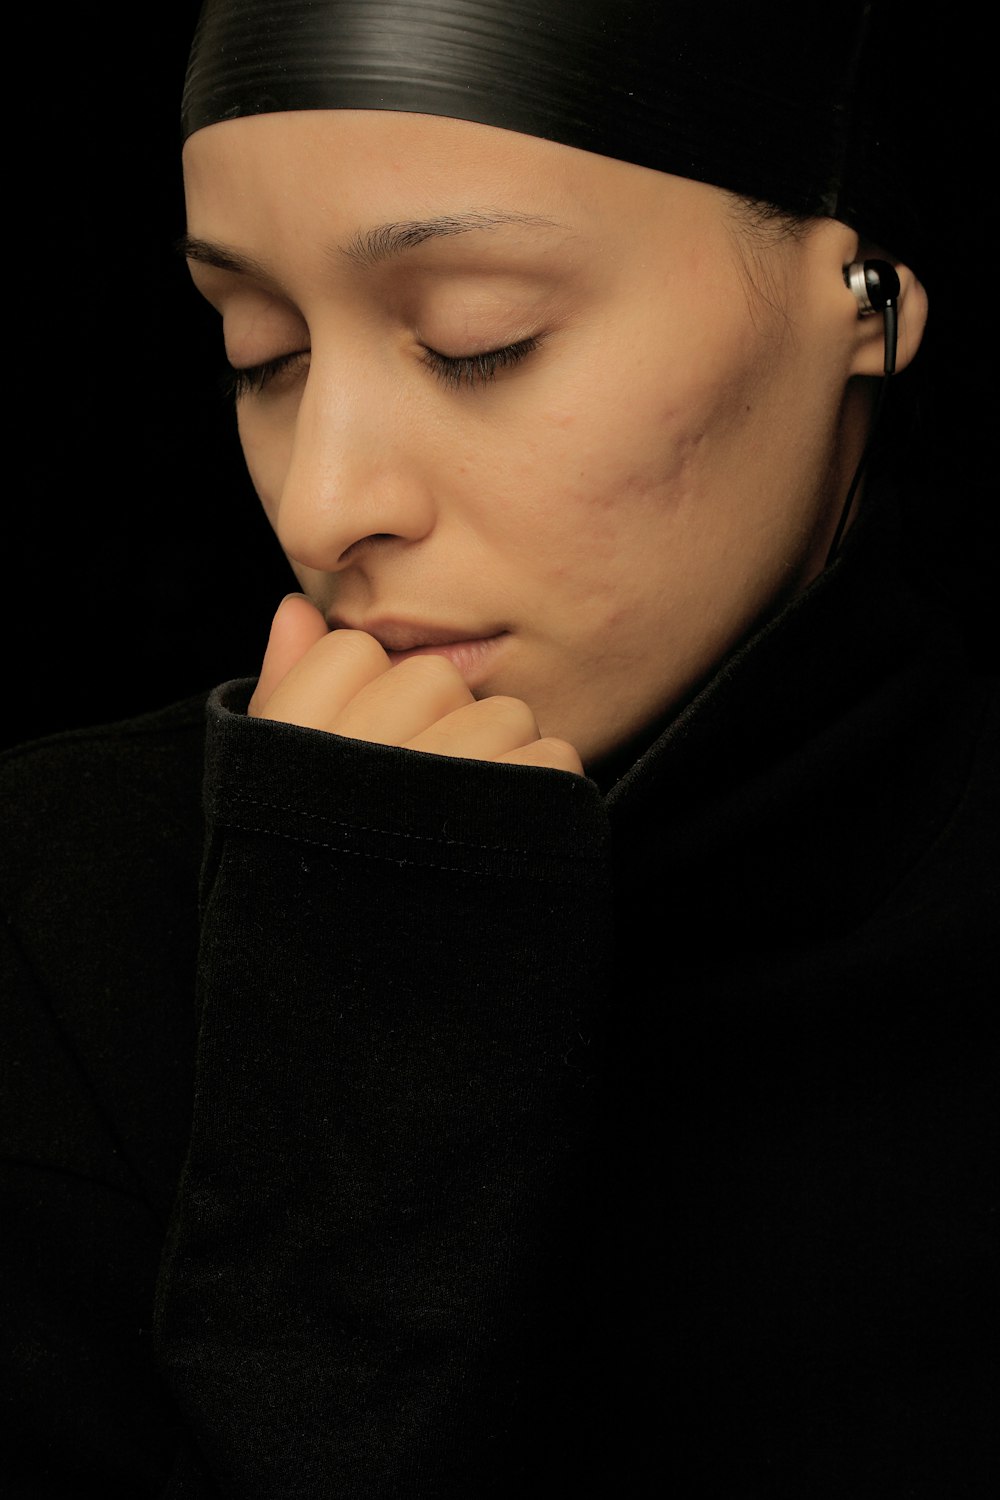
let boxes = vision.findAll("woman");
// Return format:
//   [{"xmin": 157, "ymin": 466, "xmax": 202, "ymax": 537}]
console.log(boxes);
[{"xmin": 3, "ymin": 2, "xmax": 995, "ymax": 1494}]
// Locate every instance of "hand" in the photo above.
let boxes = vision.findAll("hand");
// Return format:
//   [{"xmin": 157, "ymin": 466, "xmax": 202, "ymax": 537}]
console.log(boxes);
[{"xmin": 248, "ymin": 595, "xmax": 584, "ymax": 774}]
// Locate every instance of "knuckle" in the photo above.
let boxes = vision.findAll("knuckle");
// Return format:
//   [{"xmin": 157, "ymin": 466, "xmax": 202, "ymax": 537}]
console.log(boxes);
[
  {"xmin": 394, "ymin": 653, "xmax": 466, "ymax": 691},
  {"xmin": 538, "ymin": 737, "xmax": 585, "ymax": 774},
  {"xmin": 484, "ymin": 695, "xmax": 538, "ymax": 736},
  {"xmin": 327, "ymin": 629, "xmax": 390, "ymax": 670}
]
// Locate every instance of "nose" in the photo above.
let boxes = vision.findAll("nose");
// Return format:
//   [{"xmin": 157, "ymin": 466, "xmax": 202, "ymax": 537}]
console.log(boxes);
[{"xmin": 267, "ymin": 356, "xmax": 437, "ymax": 573}]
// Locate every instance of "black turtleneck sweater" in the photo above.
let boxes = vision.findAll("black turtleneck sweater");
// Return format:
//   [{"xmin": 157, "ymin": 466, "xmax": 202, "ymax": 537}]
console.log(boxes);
[{"xmin": 2, "ymin": 504, "xmax": 996, "ymax": 1498}]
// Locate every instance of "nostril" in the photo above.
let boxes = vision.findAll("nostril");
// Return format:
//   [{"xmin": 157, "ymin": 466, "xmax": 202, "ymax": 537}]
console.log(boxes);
[{"xmin": 338, "ymin": 532, "xmax": 404, "ymax": 564}]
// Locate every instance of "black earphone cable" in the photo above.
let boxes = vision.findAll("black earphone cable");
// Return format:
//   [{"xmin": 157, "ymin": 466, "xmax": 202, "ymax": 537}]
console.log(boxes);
[{"xmin": 825, "ymin": 263, "xmax": 899, "ymax": 567}]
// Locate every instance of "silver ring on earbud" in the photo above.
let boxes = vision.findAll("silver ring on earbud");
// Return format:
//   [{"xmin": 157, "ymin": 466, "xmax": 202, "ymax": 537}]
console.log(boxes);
[{"xmin": 845, "ymin": 261, "xmax": 877, "ymax": 316}]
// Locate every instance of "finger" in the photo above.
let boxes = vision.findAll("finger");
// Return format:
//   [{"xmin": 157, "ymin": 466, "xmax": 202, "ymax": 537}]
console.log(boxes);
[
  {"xmin": 498, "ymin": 737, "xmax": 585, "ymax": 776},
  {"xmin": 249, "ymin": 594, "xmax": 330, "ymax": 716},
  {"xmin": 258, "ymin": 629, "xmax": 392, "ymax": 730},
  {"xmin": 404, "ymin": 695, "xmax": 540, "ymax": 762},
  {"xmin": 332, "ymin": 653, "xmax": 473, "ymax": 746}
]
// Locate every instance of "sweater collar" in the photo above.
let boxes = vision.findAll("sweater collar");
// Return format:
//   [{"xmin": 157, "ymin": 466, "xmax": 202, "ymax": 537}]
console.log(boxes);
[
  {"xmin": 605, "ymin": 492, "xmax": 912, "ymax": 814},
  {"xmin": 602, "ymin": 493, "xmax": 973, "ymax": 941}
]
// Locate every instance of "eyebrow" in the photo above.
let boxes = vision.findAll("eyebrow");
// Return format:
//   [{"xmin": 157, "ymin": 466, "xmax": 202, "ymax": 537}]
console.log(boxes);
[
  {"xmin": 341, "ymin": 211, "xmax": 563, "ymax": 267},
  {"xmin": 179, "ymin": 235, "xmax": 274, "ymax": 281},
  {"xmin": 178, "ymin": 212, "xmax": 563, "ymax": 279}
]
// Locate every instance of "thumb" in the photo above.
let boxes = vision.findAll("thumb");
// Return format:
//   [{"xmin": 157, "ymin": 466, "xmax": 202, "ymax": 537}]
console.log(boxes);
[{"xmin": 248, "ymin": 593, "xmax": 329, "ymax": 717}]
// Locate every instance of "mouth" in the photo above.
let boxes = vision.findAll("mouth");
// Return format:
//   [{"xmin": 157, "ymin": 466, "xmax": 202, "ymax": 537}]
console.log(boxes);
[{"xmin": 327, "ymin": 616, "xmax": 511, "ymax": 684}]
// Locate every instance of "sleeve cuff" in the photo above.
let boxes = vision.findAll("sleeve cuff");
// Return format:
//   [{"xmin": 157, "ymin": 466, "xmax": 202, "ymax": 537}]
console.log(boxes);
[{"xmin": 203, "ymin": 678, "xmax": 609, "ymax": 884}]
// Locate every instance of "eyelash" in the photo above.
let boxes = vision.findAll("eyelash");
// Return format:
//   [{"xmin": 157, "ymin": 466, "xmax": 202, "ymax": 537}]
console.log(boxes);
[
  {"xmin": 223, "ymin": 337, "xmax": 539, "ymax": 401},
  {"xmin": 222, "ymin": 351, "xmax": 308, "ymax": 402},
  {"xmin": 420, "ymin": 337, "xmax": 540, "ymax": 389}
]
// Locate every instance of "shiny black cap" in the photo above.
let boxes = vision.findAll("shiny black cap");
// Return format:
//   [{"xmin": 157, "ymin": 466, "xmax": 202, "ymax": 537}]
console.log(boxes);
[{"xmin": 183, "ymin": 1, "xmax": 915, "ymax": 257}]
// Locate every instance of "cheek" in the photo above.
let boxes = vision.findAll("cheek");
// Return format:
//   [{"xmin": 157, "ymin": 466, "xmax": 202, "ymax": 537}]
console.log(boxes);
[
  {"xmin": 532, "ymin": 311, "xmax": 763, "ymax": 514},
  {"xmin": 496, "ymin": 355, "xmax": 727, "ymax": 564},
  {"xmin": 475, "ymin": 417, "xmax": 683, "ymax": 643},
  {"xmin": 236, "ymin": 407, "xmax": 294, "ymax": 524},
  {"xmin": 474, "ymin": 308, "xmax": 787, "ymax": 671}
]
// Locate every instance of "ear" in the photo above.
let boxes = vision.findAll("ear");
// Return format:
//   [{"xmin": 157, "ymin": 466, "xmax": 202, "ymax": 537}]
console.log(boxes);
[{"xmin": 847, "ymin": 257, "xmax": 928, "ymax": 376}]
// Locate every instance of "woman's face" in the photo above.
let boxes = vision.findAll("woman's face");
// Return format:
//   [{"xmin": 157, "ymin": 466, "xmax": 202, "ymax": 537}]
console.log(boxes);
[{"xmin": 183, "ymin": 109, "xmax": 866, "ymax": 766}]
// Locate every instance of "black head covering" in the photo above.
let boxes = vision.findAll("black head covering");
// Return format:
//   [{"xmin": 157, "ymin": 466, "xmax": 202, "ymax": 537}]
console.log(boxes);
[{"xmin": 183, "ymin": 1, "xmax": 915, "ymax": 259}]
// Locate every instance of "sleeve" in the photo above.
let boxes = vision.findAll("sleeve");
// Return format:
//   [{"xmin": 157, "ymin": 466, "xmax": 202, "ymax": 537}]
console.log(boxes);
[{"xmin": 151, "ymin": 681, "xmax": 613, "ymax": 1496}]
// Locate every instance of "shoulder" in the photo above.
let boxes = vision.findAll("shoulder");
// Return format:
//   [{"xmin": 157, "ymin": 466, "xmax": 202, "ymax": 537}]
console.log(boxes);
[
  {"xmin": 1, "ymin": 695, "xmax": 212, "ymax": 1198},
  {"xmin": 1, "ymin": 691, "xmax": 208, "ymax": 808},
  {"xmin": 2, "ymin": 689, "xmax": 208, "ymax": 785},
  {"xmin": 1, "ymin": 693, "xmax": 209, "ymax": 930}
]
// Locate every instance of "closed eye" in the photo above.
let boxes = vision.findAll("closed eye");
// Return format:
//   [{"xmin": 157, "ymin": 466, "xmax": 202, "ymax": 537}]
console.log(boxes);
[
  {"xmin": 223, "ymin": 335, "xmax": 539, "ymax": 401},
  {"xmin": 222, "ymin": 350, "xmax": 310, "ymax": 401},
  {"xmin": 421, "ymin": 336, "xmax": 539, "ymax": 389}
]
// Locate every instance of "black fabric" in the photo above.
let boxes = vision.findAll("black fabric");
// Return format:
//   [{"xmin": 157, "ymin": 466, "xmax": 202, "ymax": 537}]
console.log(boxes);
[
  {"xmin": 2, "ymin": 502, "xmax": 996, "ymax": 1497},
  {"xmin": 182, "ymin": 1, "xmax": 917, "ymax": 257}
]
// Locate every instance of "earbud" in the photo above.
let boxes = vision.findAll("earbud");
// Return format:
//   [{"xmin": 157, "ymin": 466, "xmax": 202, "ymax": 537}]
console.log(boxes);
[
  {"xmin": 843, "ymin": 259, "xmax": 901, "ymax": 317},
  {"xmin": 843, "ymin": 258, "xmax": 899, "ymax": 377},
  {"xmin": 825, "ymin": 259, "xmax": 902, "ymax": 567}
]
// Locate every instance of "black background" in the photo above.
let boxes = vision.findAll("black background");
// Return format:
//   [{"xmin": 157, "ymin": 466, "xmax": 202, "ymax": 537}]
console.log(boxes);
[
  {"xmin": 5, "ymin": 5, "xmax": 993, "ymax": 750},
  {"xmin": 8, "ymin": 3, "xmax": 292, "ymax": 749}
]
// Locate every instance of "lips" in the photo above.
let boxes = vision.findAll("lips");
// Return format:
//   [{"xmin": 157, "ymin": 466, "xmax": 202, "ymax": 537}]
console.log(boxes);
[
  {"xmin": 327, "ymin": 616, "xmax": 504, "ymax": 652},
  {"xmin": 326, "ymin": 616, "xmax": 510, "ymax": 682}
]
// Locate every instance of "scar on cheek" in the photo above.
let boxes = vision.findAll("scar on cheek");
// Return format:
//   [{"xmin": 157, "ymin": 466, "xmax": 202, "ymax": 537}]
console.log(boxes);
[{"xmin": 541, "ymin": 407, "xmax": 578, "ymax": 429}]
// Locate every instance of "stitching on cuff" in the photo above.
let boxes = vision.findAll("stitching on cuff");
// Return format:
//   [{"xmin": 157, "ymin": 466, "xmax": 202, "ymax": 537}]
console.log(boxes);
[
  {"xmin": 215, "ymin": 817, "xmax": 601, "ymax": 885},
  {"xmin": 218, "ymin": 791, "xmax": 598, "ymax": 862}
]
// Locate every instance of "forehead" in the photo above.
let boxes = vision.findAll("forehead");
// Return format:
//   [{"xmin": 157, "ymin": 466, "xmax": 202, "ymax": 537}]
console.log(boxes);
[
  {"xmin": 186, "ymin": 109, "xmax": 585, "ymax": 207},
  {"xmin": 182, "ymin": 107, "xmax": 730, "ymax": 255}
]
